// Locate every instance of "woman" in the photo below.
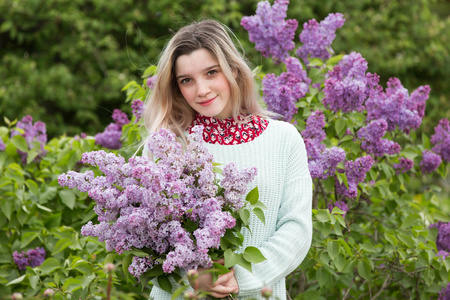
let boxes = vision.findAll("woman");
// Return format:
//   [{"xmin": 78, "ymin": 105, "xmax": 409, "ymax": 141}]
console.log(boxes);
[{"xmin": 143, "ymin": 19, "xmax": 312, "ymax": 300}]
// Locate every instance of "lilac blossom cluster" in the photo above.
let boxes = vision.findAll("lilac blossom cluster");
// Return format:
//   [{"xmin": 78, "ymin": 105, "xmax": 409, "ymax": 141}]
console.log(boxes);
[
  {"xmin": 335, "ymin": 155, "xmax": 374, "ymax": 198},
  {"xmin": 0, "ymin": 138, "xmax": 5, "ymax": 151},
  {"xmin": 262, "ymin": 57, "xmax": 310, "ymax": 121},
  {"xmin": 430, "ymin": 222, "xmax": 450, "ymax": 254},
  {"xmin": 58, "ymin": 126, "xmax": 257, "ymax": 278},
  {"xmin": 297, "ymin": 13, "xmax": 345, "ymax": 64},
  {"xmin": 13, "ymin": 247, "xmax": 46, "ymax": 271},
  {"xmin": 431, "ymin": 118, "xmax": 450, "ymax": 162},
  {"xmin": 323, "ymin": 52, "xmax": 379, "ymax": 113},
  {"xmin": 10, "ymin": 115, "xmax": 47, "ymax": 163},
  {"xmin": 301, "ymin": 111, "xmax": 346, "ymax": 179},
  {"xmin": 393, "ymin": 157, "xmax": 414, "ymax": 174},
  {"xmin": 327, "ymin": 200, "xmax": 349, "ymax": 217},
  {"xmin": 241, "ymin": 0, "xmax": 297, "ymax": 63},
  {"xmin": 365, "ymin": 77, "xmax": 431, "ymax": 132},
  {"xmin": 420, "ymin": 150, "xmax": 442, "ymax": 174},
  {"xmin": 94, "ymin": 109, "xmax": 130, "ymax": 149},
  {"xmin": 131, "ymin": 99, "xmax": 144, "ymax": 123},
  {"xmin": 357, "ymin": 119, "xmax": 401, "ymax": 157}
]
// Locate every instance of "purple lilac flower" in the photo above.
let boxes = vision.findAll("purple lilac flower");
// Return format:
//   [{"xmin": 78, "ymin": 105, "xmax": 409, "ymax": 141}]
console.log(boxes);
[
  {"xmin": 323, "ymin": 52, "xmax": 378, "ymax": 113},
  {"xmin": 430, "ymin": 222, "xmax": 450, "ymax": 253},
  {"xmin": 131, "ymin": 100, "xmax": 144, "ymax": 123},
  {"xmin": 297, "ymin": 13, "xmax": 345, "ymax": 64},
  {"xmin": 393, "ymin": 157, "xmax": 414, "ymax": 174},
  {"xmin": 327, "ymin": 200, "xmax": 349, "ymax": 217},
  {"xmin": 301, "ymin": 111, "xmax": 346, "ymax": 179},
  {"xmin": 365, "ymin": 77, "xmax": 431, "ymax": 132},
  {"xmin": 146, "ymin": 76, "xmax": 156, "ymax": 89},
  {"xmin": 431, "ymin": 118, "xmax": 450, "ymax": 162},
  {"xmin": 335, "ymin": 155, "xmax": 374, "ymax": 198},
  {"xmin": 263, "ymin": 57, "xmax": 310, "ymax": 121},
  {"xmin": 59, "ymin": 126, "xmax": 256, "ymax": 278},
  {"xmin": 439, "ymin": 283, "xmax": 450, "ymax": 300},
  {"xmin": 420, "ymin": 150, "xmax": 442, "ymax": 174},
  {"xmin": 13, "ymin": 247, "xmax": 46, "ymax": 271},
  {"xmin": 0, "ymin": 138, "xmax": 5, "ymax": 151},
  {"xmin": 10, "ymin": 115, "xmax": 48, "ymax": 163},
  {"xmin": 241, "ymin": 0, "xmax": 298, "ymax": 63},
  {"xmin": 95, "ymin": 109, "xmax": 130, "ymax": 149},
  {"xmin": 357, "ymin": 119, "xmax": 401, "ymax": 157}
]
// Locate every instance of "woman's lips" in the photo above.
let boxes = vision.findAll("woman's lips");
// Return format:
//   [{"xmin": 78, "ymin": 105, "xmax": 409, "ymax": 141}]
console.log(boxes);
[{"xmin": 198, "ymin": 96, "xmax": 217, "ymax": 106}]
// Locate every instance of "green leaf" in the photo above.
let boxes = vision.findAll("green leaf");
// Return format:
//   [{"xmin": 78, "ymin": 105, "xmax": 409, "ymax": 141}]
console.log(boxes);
[
  {"xmin": 334, "ymin": 255, "xmax": 347, "ymax": 272},
  {"xmin": 384, "ymin": 232, "xmax": 398, "ymax": 246},
  {"xmin": 212, "ymin": 262, "xmax": 231, "ymax": 275},
  {"xmin": 224, "ymin": 249, "xmax": 241, "ymax": 268},
  {"xmin": 37, "ymin": 258, "xmax": 61, "ymax": 275},
  {"xmin": 359, "ymin": 241, "xmax": 376, "ymax": 253},
  {"xmin": 0, "ymin": 198, "xmax": 13, "ymax": 220},
  {"xmin": 401, "ymin": 214, "xmax": 421, "ymax": 229},
  {"xmin": 157, "ymin": 275, "xmax": 173, "ymax": 293},
  {"xmin": 122, "ymin": 254, "xmax": 133, "ymax": 279},
  {"xmin": 245, "ymin": 187, "xmax": 259, "ymax": 205},
  {"xmin": 58, "ymin": 190, "xmax": 76, "ymax": 210},
  {"xmin": 335, "ymin": 119, "xmax": 347, "ymax": 138},
  {"xmin": 11, "ymin": 135, "xmax": 28, "ymax": 152},
  {"xmin": 172, "ymin": 285, "xmax": 189, "ymax": 300},
  {"xmin": 21, "ymin": 231, "xmax": 40, "ymax": 248},
  {"xmin": 357, "ymin": 260, "xmax": 372, "ymax": 282},
  {"xmin": 105, "ymin": 253, "xmax": 115, "ymax": 264},
  {"xmin": 316, "ymin": 268, "xmax": 329, "ymax": 287},
  {"xmin": 29, "ymin": 274, "xmax": 39, "ymax": 290},
  {"xmin": 146, "ymin": 264, "xmax": 164, "ymax": 277},
  {"xmin": 398, "ymin": 233, "xmax": 415, "ymax": 248},
  {"xmin": 434, "ymin": 211, "xmax": 450, "ymax": 222},
  {"xmin": 7, "ymin": 275, "xmax": 26, "ymax": 286},
  {"xmin": 239, "ymin": 208, "xmax": 250, "ymax": 226},
  {"xmin": 327, "ymin": 240, "xmax": 339, "ymax": 260},
  {"xmin": 316, "ymin": 210, "xmax": 330, "ymax": 222},
  {"xmin": 422, "ymin": 133, "xmax": 430, "ymax": 149},
  {"xmin": 52, "ymin": 238, "xmax": 72, "ymax": 255},
  {"xmin": 81, "ymin": 274, "xmax": 96, "ymax": 289},
  {"xmin": 243, "ymin": 246, "xmax": 266, "ymax": 264},
  {"xmin": 251, "ymin": 201, "xmax": 267, "ymax": 210},
  {"xmin": 238, "ymin": 256, "xmax": 252, "ymax": 273},
  {"xmin": 253, "ymin": 207, "xmax": 265, "ymax": 225}
]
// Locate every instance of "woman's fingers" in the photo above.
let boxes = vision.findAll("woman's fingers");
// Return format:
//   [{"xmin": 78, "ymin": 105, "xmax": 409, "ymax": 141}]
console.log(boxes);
[
  {"xmin": 209, "ymin": 284, "xmax": 239, "ymax": 298},
  {"xmin": 213, "ymin": 268, "xmax": 235, "ymax": 286}
]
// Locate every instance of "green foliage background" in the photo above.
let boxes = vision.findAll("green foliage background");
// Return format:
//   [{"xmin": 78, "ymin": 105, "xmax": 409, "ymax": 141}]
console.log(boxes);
[{"xmin": 1, "ymin": 0, "xmax": 448, "ymax": 137}]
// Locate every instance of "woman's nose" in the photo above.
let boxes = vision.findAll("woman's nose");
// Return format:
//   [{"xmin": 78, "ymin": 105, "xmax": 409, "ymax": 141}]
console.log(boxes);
[{"xmin": 197, "ymin": 80, "xmax": 211, "ymax": 97}]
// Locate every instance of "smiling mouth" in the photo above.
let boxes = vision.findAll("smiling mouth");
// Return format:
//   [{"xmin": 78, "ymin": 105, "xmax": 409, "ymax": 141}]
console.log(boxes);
[{"xmin": 198, "ymin": 96, "xmax": 217, "ymax": 106}]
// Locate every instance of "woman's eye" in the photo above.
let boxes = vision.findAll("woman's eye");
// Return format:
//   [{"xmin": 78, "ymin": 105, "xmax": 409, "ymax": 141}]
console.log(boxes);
[
  {"xmin": 180, "ymin": 78, "xmax": 191, "ymax": 84},
  {"xmin": 207, "ymin": 70, "xmax": 217, "ymax": 76}
]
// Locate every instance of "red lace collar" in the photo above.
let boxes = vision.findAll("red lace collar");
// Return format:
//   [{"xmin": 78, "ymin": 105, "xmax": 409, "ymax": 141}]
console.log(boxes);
[{"xmin": 188, "ymin": 114, "xmax": 269, "ymax": 145}]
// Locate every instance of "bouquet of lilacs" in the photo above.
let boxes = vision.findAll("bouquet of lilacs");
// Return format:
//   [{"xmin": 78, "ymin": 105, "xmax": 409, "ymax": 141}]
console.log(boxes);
[{"xmin": 58, "ymin": 125, "xmax": 266, "ymax": 292}]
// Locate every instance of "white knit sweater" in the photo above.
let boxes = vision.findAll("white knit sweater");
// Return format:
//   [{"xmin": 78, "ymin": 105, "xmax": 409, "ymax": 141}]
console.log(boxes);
[{"xmin": 148, "ymin": 119, "xmax": 313, "ymax": 300}]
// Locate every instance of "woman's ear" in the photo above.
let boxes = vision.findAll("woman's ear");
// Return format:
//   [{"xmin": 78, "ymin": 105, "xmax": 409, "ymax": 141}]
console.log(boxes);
[{"xmin": 232, "ymin": 68, "xmax": 238, "ymax": 79}]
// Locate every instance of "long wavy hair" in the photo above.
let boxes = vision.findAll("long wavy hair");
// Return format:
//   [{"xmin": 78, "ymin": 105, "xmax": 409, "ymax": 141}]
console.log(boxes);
[{"xmin": 143, "ymin": 19, "xmax": 271, "ymax": 144}]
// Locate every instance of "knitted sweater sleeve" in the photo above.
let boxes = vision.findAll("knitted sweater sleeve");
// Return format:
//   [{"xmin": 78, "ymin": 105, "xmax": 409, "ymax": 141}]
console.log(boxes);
[{"xmin": 233, "ymin": 126, "xmax": 313, "ymax": 296}]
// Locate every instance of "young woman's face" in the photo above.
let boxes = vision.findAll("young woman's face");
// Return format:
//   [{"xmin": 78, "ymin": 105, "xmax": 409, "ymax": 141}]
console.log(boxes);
[{"xmin": 175, "ymin": 48, "xmax": 233, "ymax": 119}]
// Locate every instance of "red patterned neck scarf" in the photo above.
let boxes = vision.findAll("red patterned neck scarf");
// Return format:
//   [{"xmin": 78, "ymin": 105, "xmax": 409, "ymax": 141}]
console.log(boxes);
[{"xmin": 188, "ymin": 114, "xmax": 269, "ymax": 145}]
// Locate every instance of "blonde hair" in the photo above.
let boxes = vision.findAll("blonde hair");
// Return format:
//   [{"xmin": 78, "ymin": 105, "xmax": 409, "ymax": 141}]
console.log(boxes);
[{"xmin": 143, "ymin": 19, "xmax": 271, "ymax": 143}]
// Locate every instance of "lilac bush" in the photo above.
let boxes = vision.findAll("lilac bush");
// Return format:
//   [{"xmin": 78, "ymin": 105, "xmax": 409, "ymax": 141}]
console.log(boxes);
[
  {"xmin": 0, "ymin": 138, "xmax": 5, "ymax": 151},
  {"xmin": 241, "ymin": 0, "xmax": 298, "ymax": 63},
  {"xmin": 59, "ymin": 126, "xmax": 259, "ymax": 281},
  {"xmin": 393, "ymin": 157, "xmax": 414, "ymax": 174},
  {"xmin": 131, "ymin": 99, "xmax": 144, "ymax": 123},
  {"xmin": 335, "ymin": 155, "xmax": 374, "ymax": 198},
  {"xmin": 297, "ymin": 13, "xmax": 345, "ymax": 64}
]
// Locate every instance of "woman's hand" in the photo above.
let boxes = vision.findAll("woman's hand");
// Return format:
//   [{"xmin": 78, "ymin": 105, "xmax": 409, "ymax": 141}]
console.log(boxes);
[{"xmin": 189, "ymin": 261, "xmax": 239, "ymax": 298}]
